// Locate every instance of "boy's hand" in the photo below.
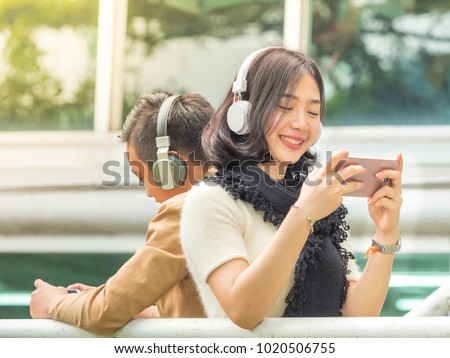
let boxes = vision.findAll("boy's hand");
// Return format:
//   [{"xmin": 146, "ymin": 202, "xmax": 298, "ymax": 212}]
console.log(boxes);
[
  {"xmin": 66, "ymin": 282, "xmax": 96, "ymax": 292},
  {"xmin": 29, "ymin": 279, "xmax": 67, "ymax": 319}
]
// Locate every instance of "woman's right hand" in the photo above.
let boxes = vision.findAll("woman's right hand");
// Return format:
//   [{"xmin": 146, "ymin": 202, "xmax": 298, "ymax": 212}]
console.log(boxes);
[{"xmin": 296, "ymin": 149, "xmax": 366, "ymax": 222}]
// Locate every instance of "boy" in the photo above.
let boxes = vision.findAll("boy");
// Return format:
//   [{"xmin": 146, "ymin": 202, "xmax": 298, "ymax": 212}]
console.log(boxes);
[{"xmin": 29, "ymin": 93, "xmax": 213, "ymax": 334}]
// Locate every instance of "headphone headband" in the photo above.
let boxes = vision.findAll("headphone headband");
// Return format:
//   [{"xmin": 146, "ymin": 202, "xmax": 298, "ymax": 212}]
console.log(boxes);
[
  {"xmin": 232, "ymin": 46, "xmax": 281, "ymax": 95},
  {"xmin": 157, "ymin": 95, "xmax": 180, "ymax": 138}
]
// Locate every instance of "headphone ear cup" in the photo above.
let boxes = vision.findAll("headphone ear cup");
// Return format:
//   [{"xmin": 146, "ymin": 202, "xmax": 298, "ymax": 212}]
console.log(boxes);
[
  {"xmin": 168, "ymin": 154, "xmax": 187, "ymax": 187},
  {"xmin": 312, "ymin": 122, "xmax": 322, "ymax": 146},
  {"xmin": 152, "ymin": 154, "xmax": 187, "ymax": 190},
  {"xmin": 227, "ymin": 100, "xmax": 251, "ymax": 135}
]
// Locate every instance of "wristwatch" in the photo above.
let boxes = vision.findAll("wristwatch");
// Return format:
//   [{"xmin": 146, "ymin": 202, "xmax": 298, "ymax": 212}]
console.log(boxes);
[{"xmin": 371, "ymin": 237, "xmax": 402, "ymax": 254}]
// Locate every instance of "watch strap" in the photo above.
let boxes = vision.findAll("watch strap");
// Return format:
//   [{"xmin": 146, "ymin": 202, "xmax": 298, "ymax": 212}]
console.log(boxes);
[{"xmin": 371, "ymin": 237, "xmax": 402, "ymax": 254}]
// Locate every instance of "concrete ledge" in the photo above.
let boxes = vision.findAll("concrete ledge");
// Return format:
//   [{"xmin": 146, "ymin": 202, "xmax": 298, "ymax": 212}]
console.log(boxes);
[
  {"xmin": 0, "ymin": 189, "xmax": 157, "ymax": 235},
  {"xmin": 0, "ymin": 234, "xmax": 143, "ymax": 253},
  {"xmin": 1, "ymin": 234, "xmax": 448, "ymax": 254},
  {"xmin": 0, "ymin": 131, "xmax": 126, "ymax": 190},
  {"xmin": 1, "ymin": 187, "xmax": 449, "ymax": 236},
  {"xmin": 1, "ymin": 317, "xmax": 449, "ymax": 338}
]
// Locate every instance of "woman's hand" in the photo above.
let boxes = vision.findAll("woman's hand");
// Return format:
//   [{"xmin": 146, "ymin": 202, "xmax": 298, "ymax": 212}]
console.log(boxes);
[
  {"xmin": 368, "ymin": 153, "xmax": 403, "ymax": 241},
  {"xmin": 297, "ymin": 149, "xmax": 366, "ymax": 222}
]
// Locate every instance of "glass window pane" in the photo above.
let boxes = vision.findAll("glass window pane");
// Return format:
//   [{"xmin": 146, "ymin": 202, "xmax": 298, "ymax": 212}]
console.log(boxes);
[
  {"xmin": 0, "ymin": 0, "xmax": 98, "ymax": 131},
  {"xmin": 124, "ymin": 0, "xmax": 285, "ymax": 116},
  {"xmin": 311, "ymin": 0, "xmax": 450, "ymax": 125}
]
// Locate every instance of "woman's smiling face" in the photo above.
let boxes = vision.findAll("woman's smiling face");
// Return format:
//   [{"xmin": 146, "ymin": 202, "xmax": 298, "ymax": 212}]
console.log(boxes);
[{"xmin": 265, "ymin": 73, "xmax": 322, "ymax": 168}]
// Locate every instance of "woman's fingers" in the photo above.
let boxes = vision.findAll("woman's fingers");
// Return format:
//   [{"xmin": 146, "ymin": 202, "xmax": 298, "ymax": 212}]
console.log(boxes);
[
  {"xmin": 374, "ymin": 155, "xmax": 403, "ymax": 194},
  {"xmin": 370, "ymin": 196, "xmax": 402, "ymax": 211},
  {"xmin": 341, "ymin": 180, "xmax": 365, "ymax": 195},
  {"xmin": 324, "ymin": 149, "xmax": 350, "ymax": 176},
  {"xmin": 395, "ymin": 153, "xmax": 403, "ymax": 173},
  {"xmin": 335, "ymin": 164, "xmax": 366, "ymax": 183},
  {"xmin": 311, "ymin": 150, "xmax": 368, "ymax": 194},
  {"xmin": 305, "ymin": 150, "xmax": 403, "ymax": 213},
  {"xmin": 370, "ymin": 185, "xmax": 401, "ymax": 204}
]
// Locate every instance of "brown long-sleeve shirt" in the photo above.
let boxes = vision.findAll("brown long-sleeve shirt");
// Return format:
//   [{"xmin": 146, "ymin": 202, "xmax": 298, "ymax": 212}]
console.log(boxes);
[{"xmin": 48, "ymin": 192, "xmax": 205, "ymax": 334}]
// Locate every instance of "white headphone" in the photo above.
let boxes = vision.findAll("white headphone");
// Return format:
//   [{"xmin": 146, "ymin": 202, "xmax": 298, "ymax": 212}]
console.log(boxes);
[
  {"xmin": 152, "ymin": 95, "xmax": 187, "ymax": 190},
  {"xmin": 227, "ymin": 47, "xmax": 275, "ymax": 135},
  {"xmin": 226, "ymin": 46, "xmax": 323, "ymax": 145}
]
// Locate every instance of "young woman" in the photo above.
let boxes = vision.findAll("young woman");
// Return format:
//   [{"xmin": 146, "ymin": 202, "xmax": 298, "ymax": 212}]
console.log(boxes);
[{"xmin": 180, "ymin": 47, "xmax": 403, "ymax": 329}]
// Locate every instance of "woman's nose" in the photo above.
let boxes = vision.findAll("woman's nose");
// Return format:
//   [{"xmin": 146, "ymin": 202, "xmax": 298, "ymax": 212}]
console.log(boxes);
[{"xmin": 290, "ymin": 111, "xmax": 309, "ymax": 130}]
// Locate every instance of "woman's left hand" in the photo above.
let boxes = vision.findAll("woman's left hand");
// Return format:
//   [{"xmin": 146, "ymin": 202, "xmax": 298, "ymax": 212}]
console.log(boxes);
[{"xmin": 367, "ymin": 153, "xmax": 403, "ymax": 240}]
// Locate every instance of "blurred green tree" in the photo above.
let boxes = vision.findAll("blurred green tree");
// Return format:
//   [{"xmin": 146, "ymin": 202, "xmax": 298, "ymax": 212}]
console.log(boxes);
[
  {"xmin": 0, "ymin": 0, "xmax": 282, "ymax": 130},
  {"xmin": 311, "ymin": 0, "xmax": 450, "ymax": 125},
  {"xmin": 0, "ymin": 0, "xmax": 98, "ymax": 130}
]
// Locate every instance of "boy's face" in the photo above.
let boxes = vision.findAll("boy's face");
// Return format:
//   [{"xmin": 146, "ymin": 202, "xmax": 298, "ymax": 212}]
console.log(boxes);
[{"xmin": 126, "ymin": 143, "xmax": 188, "ymax": 203}]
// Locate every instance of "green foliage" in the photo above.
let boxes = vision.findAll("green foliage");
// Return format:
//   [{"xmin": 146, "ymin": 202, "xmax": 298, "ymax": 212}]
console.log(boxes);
[
  {"xmin": 126, "ymin": 0, "xmax": 282, "ymax": 46},
  {"xmin": 0, "ymin": 0, "xmax": 98, "ymax": 130},
  {"xmin": 0, "ymin": 0, "xmax": 98, "ymax": 28},
  {"xmin": 3, "ymin": 0, "xmax": 447, "ymax": 130},
  {"xmin": 123, "ymin": 0, "xmax": 283, "ymax": 119},
  {"xmin": 312, "ymin": 0, "xmax": 450, "ymax": 125},
  {"xmin": 0, "ymin": 0, "xmax": 282, "ymax": 130}
]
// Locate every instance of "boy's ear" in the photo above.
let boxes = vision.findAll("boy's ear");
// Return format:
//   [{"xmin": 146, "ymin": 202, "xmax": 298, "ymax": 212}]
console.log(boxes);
[
  {"xmin": 168, "ymin": 149, "xmax": 182, "ymax": 157},
  {"xmin": 167, "ymin": 150, "xmax": 187, "ymax": 166}
]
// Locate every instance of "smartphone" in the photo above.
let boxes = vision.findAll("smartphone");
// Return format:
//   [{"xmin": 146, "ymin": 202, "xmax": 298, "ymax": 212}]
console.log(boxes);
[
  {"xmin": 335, "ymin": 157, "xmax": 399, "ymax": 197},
  {"xmin": 67, "ymin": 289, "xmax": 81, "ymax": 294}
]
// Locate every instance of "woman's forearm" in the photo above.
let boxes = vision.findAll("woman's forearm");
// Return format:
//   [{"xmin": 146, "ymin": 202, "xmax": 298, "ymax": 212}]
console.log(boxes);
[{"xmin": 342, "ymin": 252, "xmax": 395, "ymax": 316}]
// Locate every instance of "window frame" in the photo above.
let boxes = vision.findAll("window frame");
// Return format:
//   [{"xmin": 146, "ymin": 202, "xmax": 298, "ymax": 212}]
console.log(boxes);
[{"xmin": 93, "ymin": 0, "xmax": 128, "ymax": 133}]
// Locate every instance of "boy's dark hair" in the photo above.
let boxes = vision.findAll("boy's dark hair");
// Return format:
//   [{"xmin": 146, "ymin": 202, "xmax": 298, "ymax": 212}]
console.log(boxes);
[
  {"xmin": 120, "ymin": 92, "xmax": 214, "ymax": 165},
  {"xmin": 202, "ymin": 47, "xmax": 324, "ymax": 168}
]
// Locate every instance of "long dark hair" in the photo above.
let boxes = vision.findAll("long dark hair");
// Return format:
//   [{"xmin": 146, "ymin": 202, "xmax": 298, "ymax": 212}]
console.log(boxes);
[{"xmin": 202, "ymin": 47, "xmax": 325, "ymax": 169}]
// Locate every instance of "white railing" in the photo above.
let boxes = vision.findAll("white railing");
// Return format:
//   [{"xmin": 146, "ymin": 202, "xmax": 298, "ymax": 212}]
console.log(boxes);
[{"xmin": 0, "ymin": 317, "xmax": 449, "ymax": 338}]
